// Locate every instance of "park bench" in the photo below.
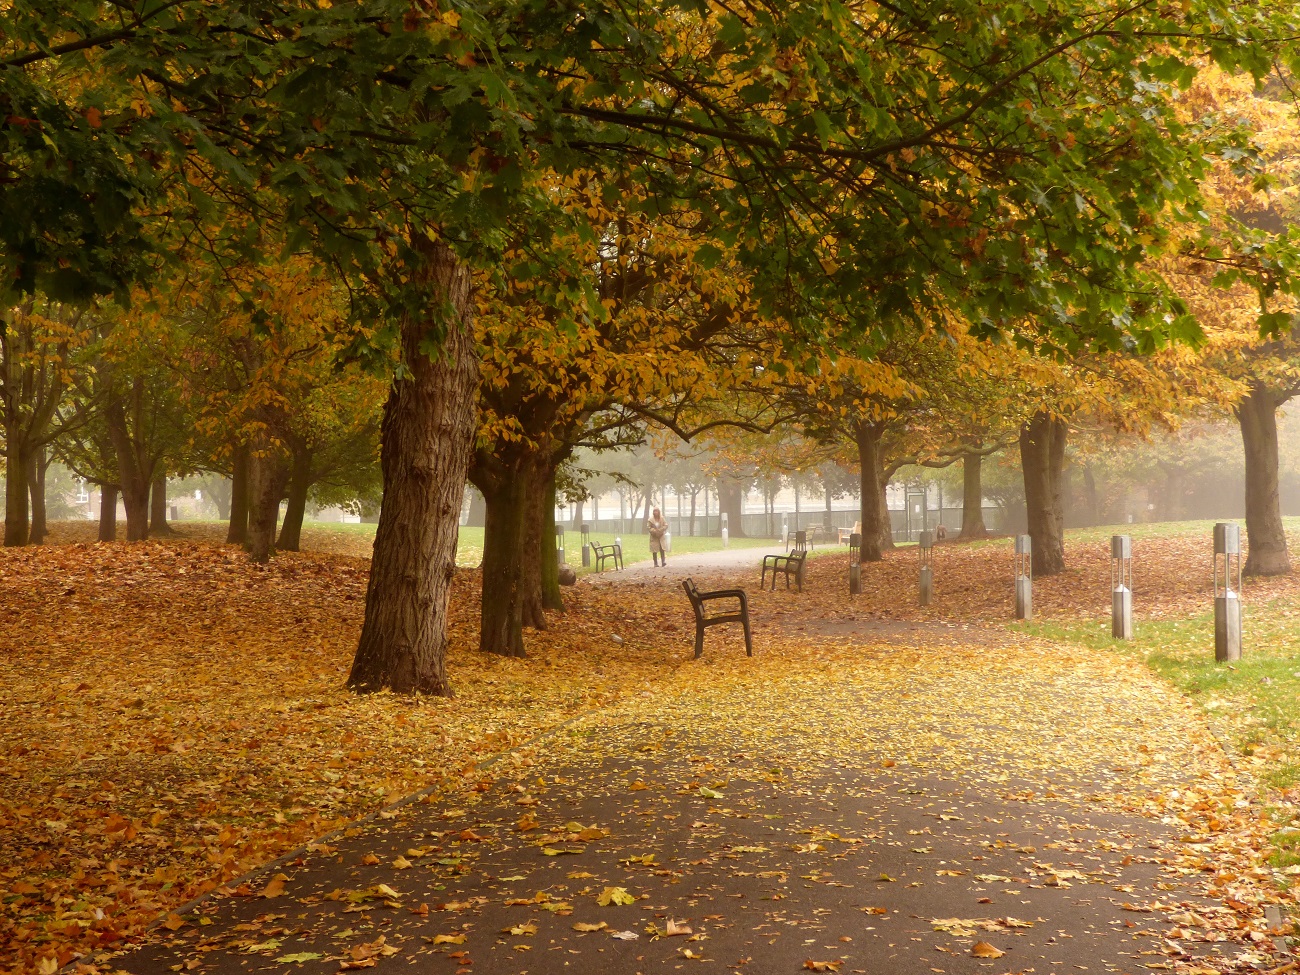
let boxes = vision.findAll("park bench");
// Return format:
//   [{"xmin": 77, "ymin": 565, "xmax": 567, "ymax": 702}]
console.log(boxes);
[
  {"xmin": 807, "ymin": 524, "xmax": 836, "ymax": 547},
  {"xmin": 682, "ymin": 578, "xmax": 753, "ymax": 659},
  {"xmin": 760, "ymin": 548, "xmax": 807, "ymax": 592},
  {"xmin": 591, "ymin": 540, "xmax": 623, "ymax": 571}
]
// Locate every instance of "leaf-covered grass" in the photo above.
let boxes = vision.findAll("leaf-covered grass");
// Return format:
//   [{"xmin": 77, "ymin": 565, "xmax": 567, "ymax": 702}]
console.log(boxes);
[{"xmin": 1023, "ymin": 594, "xmax": 1300, "ymax": 876}]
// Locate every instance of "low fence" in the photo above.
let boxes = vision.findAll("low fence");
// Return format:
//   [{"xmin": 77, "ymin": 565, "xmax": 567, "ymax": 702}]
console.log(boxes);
[{"xmin": 562, "ymin": 505, "xmax": 1004, "ymax": 540}]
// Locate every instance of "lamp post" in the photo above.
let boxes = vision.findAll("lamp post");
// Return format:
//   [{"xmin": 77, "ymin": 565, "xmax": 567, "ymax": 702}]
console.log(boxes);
[
  {"xmin": 1214, "ymin": 522, "xmax": 1243, "ymax": 662},
  {"xmin": 918, "ymin": 530, "xmax": 934, "ymax": 606},
  {"xmin": 1111, "ymin": 535, "xmax": 1133, "ymax": 639},
  {"xmin": 849, "ymin": 532, "xmax": 862, "ymax": 595},
  {"xmin": 1014, "ymin": 534, "xmax": 1032, "ymax": 620},
  {"xmin": 555, "ymin": 525, "xmax": 566, "ymax": 566},
  {"xmin": 581, "ymin": 523, "xmax": 591, "ymax": 568},
  {"xmin": 721, "ymin": 511, "xmax": 729, "ymax": 549}
]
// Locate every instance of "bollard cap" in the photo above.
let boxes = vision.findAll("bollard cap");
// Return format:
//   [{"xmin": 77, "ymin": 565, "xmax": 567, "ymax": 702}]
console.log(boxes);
[
  {"xmin": 919, "ymin": 531, "xmax": 933, "ymax": 550},
  {"xmin": 1214, "ymin": 522, "xmax": 1240, "ymax": 555},
  {"xmin": 581, "ymin": 523, "xmax": 590, "ymax": 533},
  {"xmin": 1111, "ymin": 535, "xmax": 1131, "ymax": 558},
  {"xmin": 1015, "ymin": 534, "xmax": 1032, "ymax": 555}
]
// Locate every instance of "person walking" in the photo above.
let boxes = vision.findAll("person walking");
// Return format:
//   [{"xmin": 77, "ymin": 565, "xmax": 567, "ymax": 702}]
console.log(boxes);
[{"xmin": 647, "ymin": 507, "xmax": 669, "ymax": 567}]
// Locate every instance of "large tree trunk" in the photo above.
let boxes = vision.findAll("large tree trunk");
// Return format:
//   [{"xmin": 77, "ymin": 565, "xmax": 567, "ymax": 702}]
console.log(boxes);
[
  {"xmin": 348, "ymin": 238, "xmax": 477, "ymax": 695},
  {"xmin": 105, "ymin": 398, "xmax": 151, "ymax": 542},
  {"xmin": 479, "ymin": 467, "xmax": 530, "ymax": 658},
  {"xmin": 4, "ymin": 435, "xmax": 30, "ymax": 546},
  {"xmin": 1082, "ymin": 466, "xmax": 1099, "ymax": 526},
  {"xmin": 856, "ymin": 420, "xmax": 894, "ymax": 560},
  {"xmin": 520, "ymin": 466, "xmax": 548, "ymax": 630},
  {"xmin": 98, "ymin": 485, "xmax": 118, "ymax": 542},
  {"xmin": 540, "ymin": 475, "xmax": 563, "ymax": 612},
  {"xmin": 1019, "ymin": 411, "xmax": 1068, "ymax": 576},
  {"xmin": 958, "ymin": 451, "xmax": 988, "ymax": 540},
  {"xmin": 277, "ymin": 447, "xmax": 312, "ymax": 553},
  {"xmin": 226, "ymin": 445, "xmax": 250, "ymax": 545},
  {"xmin": 717, "ymin": 478, "xmax": 748, "ymax": 537},
  {"xmin": 27, "ymin": 446, "xmax": 47, "ymax": 545},
  {"xmin": 246, "ymin": 438, "xmax": 286, "ymax": 564},
  {"xmin": 149, "ymin": 472, "xmax": 174, "ymax": 536},
  {"xmin": 1237, "ymin": 383, "xmax": 1291, "ymax": 576}
]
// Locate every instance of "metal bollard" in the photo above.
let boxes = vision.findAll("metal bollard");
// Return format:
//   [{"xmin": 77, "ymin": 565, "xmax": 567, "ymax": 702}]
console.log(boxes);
[
  {"xmin": 1214, "ymin": 522, "xmax": 1243, "ymax": 662},
  {"xmin": 1014, "ymin": 534, "xmax": 1032, "ymax": 620},
  {"xmin": 1111, "ymin": 535, "xmax": 1133, "ymax": 639},
  {"xmin": 918, "ymin": 530, "xmax": 933, "ymax": 606}
]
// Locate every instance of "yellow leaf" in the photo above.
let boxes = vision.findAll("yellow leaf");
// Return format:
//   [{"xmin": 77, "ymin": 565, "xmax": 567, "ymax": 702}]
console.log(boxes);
[
  {"xmin": 971, "ymin": 942, "xmax": 1004, "ymax": 958},
  {"xmin": 433, "ymin": 934, "xmax": 466, "ymax": 945},
  {"xmin": 572, "ymin": 921, "xmax": 607, "ymax": 932},
  {"xmin": 596, "ymin": 886, "xmax": 636, "ymax": 906}
]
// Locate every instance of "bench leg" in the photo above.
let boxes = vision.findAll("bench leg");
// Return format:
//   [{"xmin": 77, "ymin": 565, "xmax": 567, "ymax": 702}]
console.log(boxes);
[
  {"xmin": 742, "ymin": 615, "xmax": 753, "ymax": 657},
  {"xmin": 760, "ymin": 564, "xmax": 768, "ymax": 589},
  {"xmin": 694, "ymin": 623, "xmax": 705, "ymax": 659}
]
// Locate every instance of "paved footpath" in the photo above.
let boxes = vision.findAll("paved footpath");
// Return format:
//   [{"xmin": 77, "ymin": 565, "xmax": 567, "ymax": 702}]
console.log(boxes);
[{"xmin": 114, "ymin": 634, "xmax": 1287, "ymax": 975}]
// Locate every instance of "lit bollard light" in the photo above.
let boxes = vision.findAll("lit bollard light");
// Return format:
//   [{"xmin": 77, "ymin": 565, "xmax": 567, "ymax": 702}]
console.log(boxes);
[
  {"xmin": 1111, "ymin": 535, "xmax": 1133, "ymax": 639},
  {"xmin": 1214, "ymin": 522, "xmax": 1243, "ymax": 662},
  {"xmin": 849, "ymin": 532, "xmax": 862, "ymax": 595},
  {"xmin": 721, "ymin": 512, "xmax": 729, "ymax": 549},
  {"xmin": 1014, "ymin": 534, "xmax": 1032, "ymax": 620},
  {"xmin": 918, "ymin": 530, "xmax": 934, "ymax": 606},
  {"xmin": 580, "ymin": 523, "xmax": 591, "ymax": 568},
  {"xmin": 555, "ymin": 525, "xmax": 566, "ymax": 566}
]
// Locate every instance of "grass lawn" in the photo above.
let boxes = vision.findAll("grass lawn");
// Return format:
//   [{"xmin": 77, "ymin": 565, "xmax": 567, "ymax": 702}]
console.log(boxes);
[
  {"xmin": 564, "ymin": 529, "xmax": 778, "ymax": 572},
  {"xmin": 1017, "ymin": 521, "xmax": 1300, "ymax": 878},
  {"xmin": 252, "ymin": 521, "xmax": 784, "ymax": 567}
]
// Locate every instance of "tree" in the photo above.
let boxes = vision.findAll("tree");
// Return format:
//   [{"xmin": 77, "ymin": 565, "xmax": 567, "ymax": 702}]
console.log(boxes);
[
  {"xmin": 9, "ymin": 0, "xmax": 1296, "ymax": 694},
  {"xmin": 1163, "ymin": 68, "xmax": 1300, "ymax": 575},
  {"xmin": 0, "ymin": 299, "xmax": 95, "ymax": 545}
]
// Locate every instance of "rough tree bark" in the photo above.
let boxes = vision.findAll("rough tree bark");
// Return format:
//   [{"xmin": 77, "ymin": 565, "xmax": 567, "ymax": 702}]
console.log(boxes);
[
  {"xmin": 716, "ymin": 478, "xmax": 748, "ymax": 537},
  {"xmin": 226, "ymin": 445, "xmax": 250, "ymax": 545},
  {"xmin": 4, "ymin": 436, "xmax": 30, "ymax": 546},
  {"xmin": 149, "ymin": 472, "xmax": 173, "ymax": 536},
  {"xmin": 957, "ymin": 452, "xmax": 988, "ymax": 540},
  {"xmin": 1236, "ymin": 382, "xmax": 1292, "ymax": 576},
  {"xmin": 347, "ymin": 238, "xmax": 478, "ymax": 695},
  {"xmin": 98, "ymin": 485, "xmax": 118, "ymax": 542},
  {"xmin": 856, "ymin": 420, "xmax": 895, "ymax": 560},
  {"xmin": 479, "ymin": 466, "xmax": 532, "ymax": 657},
  {"xmin": 277, "ymin": 443, "xmax": 313, "ymax": 552},
  {"xmin": 246, "ymin": 438, "xmax": 287, "ymax": 564},
  {"xmin": 540, "ymin": 475, "xmax": 564, "ymax": 612},
  {"xmin": 520, "ymin": 468, "xmax": 548, "ymax": 630},
  {"xmin": 104, "ymin": 396, "xmax": 151, "ymax": 542},
  {"xmin": 27, "ymin": 447, "xmax": 47, "ymax": 545},
  {"xmin": 1019, "ymin": 411, "xmax": 1068, "ymax": 576}
]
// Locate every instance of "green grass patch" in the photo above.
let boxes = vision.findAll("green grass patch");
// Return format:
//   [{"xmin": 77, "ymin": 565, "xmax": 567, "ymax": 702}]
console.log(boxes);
[
  {"xmin": 568, "ymin": 530, "xmax": 778, "ymax": 572},
  {"xmin": 1024, "ymin": 599, "xmax": 1300, "ymax": 863}
]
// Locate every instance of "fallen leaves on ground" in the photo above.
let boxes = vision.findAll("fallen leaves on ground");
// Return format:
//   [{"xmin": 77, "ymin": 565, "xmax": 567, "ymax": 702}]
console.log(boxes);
[{"xmin": 3, "ymin": 524, "xmax": 1299, "ymax": 973}]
